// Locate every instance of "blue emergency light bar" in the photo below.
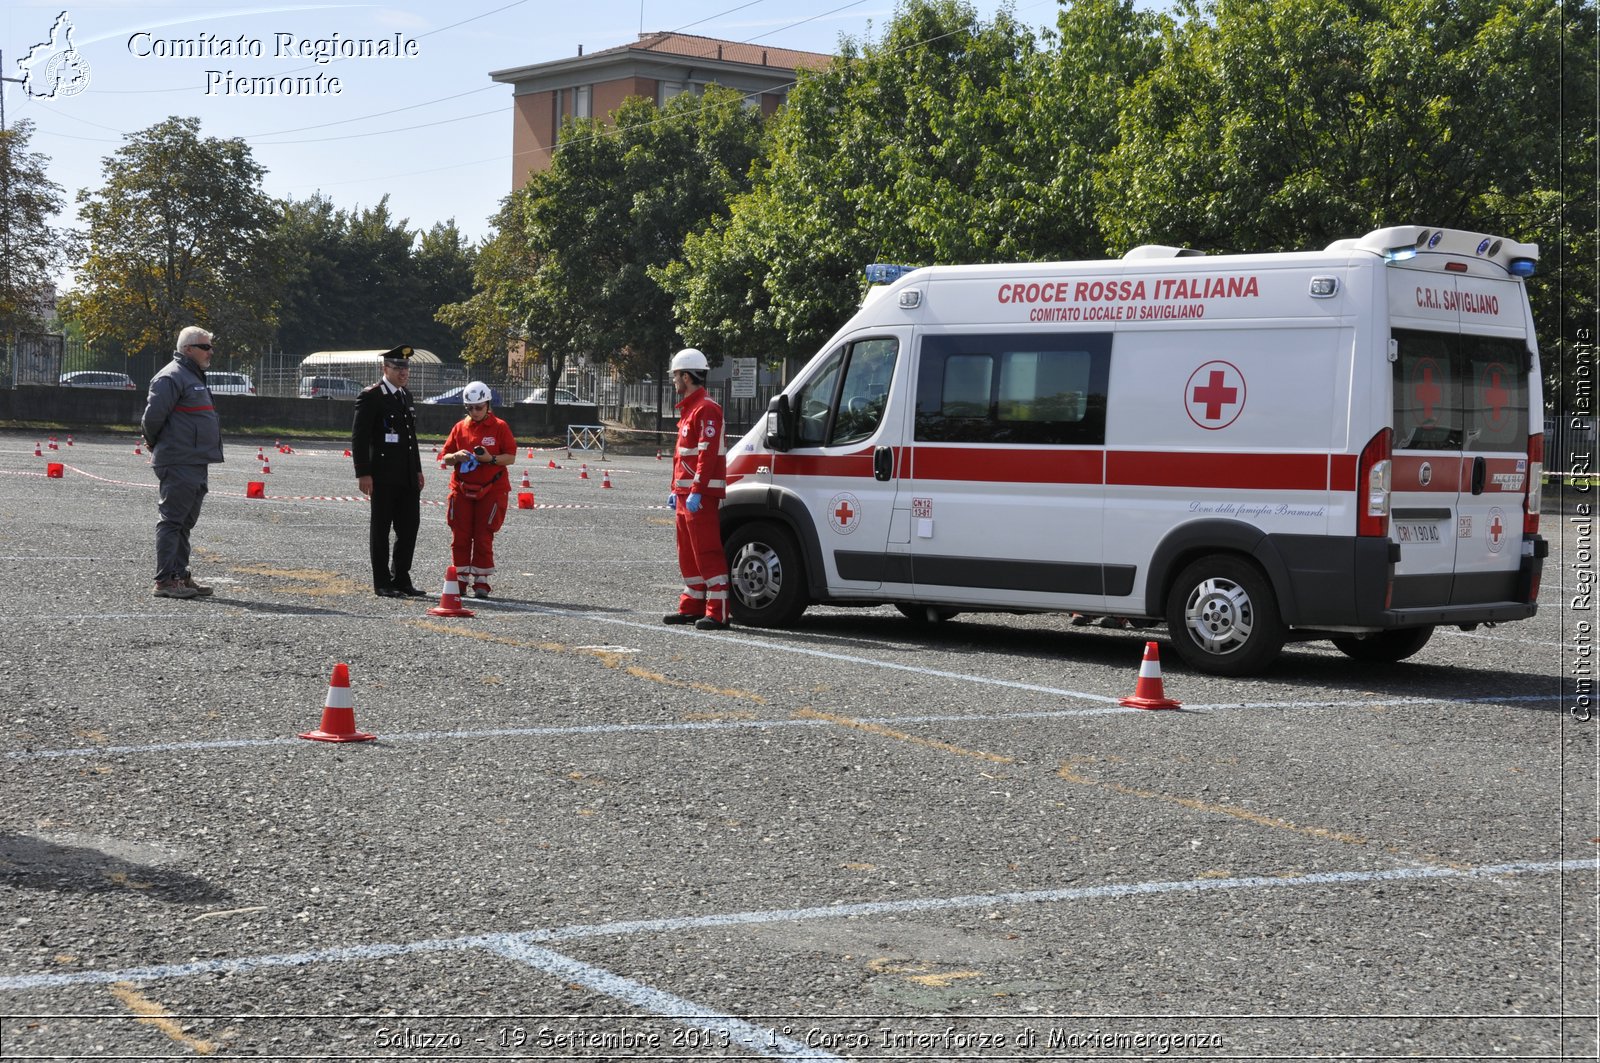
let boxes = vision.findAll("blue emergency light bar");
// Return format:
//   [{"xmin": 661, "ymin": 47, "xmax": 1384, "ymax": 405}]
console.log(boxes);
[
  {"xmin": 1508, "ymin": 258, "xmax": 1537, "ymax": 278},
  {"xmin": 865, "ymin": 263, "xmax": 917, "ymax": 285}
]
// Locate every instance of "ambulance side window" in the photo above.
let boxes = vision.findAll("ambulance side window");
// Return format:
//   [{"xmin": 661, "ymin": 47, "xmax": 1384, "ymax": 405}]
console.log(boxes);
[
  {"xmin": 791, "ymin": 339, "xmax": 900, "ymax": 448},
  {"xmin": 914, "ymin": 332, "xmax": 1110, "ymax": 445}
]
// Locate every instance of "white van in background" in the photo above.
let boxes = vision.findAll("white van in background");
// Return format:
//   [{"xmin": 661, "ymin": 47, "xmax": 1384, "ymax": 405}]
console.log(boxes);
[{"xmin": 720, "ymin": 225, "xmax": 1548, "ymax": 675}]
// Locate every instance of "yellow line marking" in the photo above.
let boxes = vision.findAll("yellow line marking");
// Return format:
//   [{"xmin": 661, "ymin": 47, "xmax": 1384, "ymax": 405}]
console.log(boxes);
[
  {"xmin": 110, "ymin": 983, "xmax": 218, "ymax": 1055},
  {"xmin": 796, "ymin": 709, "xmax": 1014, "ymax": 764},
  {"xmin": 1055, "ymin": 759, "xmax": 1472, "ymax": 869},
  {"xmin": 406, "ymin": 619, "xmax": 765, "ymax": 704}
]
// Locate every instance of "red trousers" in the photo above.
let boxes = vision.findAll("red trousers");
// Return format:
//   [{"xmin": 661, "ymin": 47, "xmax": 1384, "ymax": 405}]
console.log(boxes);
[
  {"xmin": 675, "ymin": 499, "xmax": 728, "ymax": 622},
  {"xmin": 447, "ymin": 489, "xmax": 508, "ymax": 584}
]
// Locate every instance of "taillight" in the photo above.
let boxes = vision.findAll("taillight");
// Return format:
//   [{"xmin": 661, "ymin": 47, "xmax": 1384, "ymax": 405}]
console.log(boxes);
[
  {"xmin": 1525, "ymin": 433, "xmax": 1542, "ymax": 534},
  {"xmin": 1357, "ymin": 428, "xmax": 1392, "ymax": 537}
]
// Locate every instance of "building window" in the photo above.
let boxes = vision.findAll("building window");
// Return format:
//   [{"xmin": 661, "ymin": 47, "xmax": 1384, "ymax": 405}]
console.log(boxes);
[{"xmin": 573, "ymin": 85, "xmax": 591, "ymax": 119}]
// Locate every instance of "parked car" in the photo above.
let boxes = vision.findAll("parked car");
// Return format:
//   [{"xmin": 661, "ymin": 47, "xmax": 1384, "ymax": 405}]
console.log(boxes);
[
  {"xmin": 298, "ymin": 376, "xmax": 363, "ymax": 399},
  {"xmin": 424, "ymin": 385, "xmax": 505, "ymax": 406},
  {"xmin": 59, "ymin": 370, "xmax": 137, "ymax": 390},
  {"xmin": 208, "ymin": 371, "xmax": 256, "ymax": 396},
  {"xmin": 518, "ymin": 387, "xmax": 580, "ymax": 405}
]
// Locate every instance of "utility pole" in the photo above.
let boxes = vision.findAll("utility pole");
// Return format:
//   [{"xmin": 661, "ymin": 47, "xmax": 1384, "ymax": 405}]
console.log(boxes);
[{"xmin": 0, "ymin": 51, "xmax": 24, "ymax": 381}]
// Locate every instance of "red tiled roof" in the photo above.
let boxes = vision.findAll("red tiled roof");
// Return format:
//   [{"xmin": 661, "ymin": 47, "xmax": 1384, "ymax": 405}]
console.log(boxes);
[{"xmin": 616, "ymin": 31, "xmax": 832, "ymax": 71}]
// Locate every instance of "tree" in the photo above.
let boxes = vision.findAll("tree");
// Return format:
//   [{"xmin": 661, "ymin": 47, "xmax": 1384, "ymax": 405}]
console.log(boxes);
[
  {"xmin": 519, "ymin": 83, "xmax": 765, "ymax": 396},
  {"xmin": 437, "ymin": 186, "xmax": 543, "ymax": 372},
  {"xmin": 69, "ymin": 116, "xmax": 279, "ymax": 356},
  {"xmin": 664, "ymin": 0, "xmax": 1158, "ymax": 366},
  {"xmin": 0, "ymin": 119, "xmax": 67, "ymax": 340}
]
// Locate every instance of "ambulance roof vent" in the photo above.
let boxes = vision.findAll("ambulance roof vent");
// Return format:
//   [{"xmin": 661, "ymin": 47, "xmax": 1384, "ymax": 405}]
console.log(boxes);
[{"xmin": 1122, "ymin": 245, "xmax": 1205, "ymax": 260}]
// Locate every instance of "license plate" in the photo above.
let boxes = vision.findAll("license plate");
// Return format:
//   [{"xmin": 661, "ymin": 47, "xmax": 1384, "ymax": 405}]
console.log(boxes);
[{"xmin": 1394, "ymin": 522, "xmax": 1442, "ymax": 544}]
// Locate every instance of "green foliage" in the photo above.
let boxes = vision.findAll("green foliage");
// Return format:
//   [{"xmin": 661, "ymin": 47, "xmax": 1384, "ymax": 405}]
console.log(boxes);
[
  {"xmin": 437, "ymin": 187, "xmax": 540, "ymax": 371},
  {"xmin": 0, "ymin": 120, "xmax": 67, "ymax": 338},
  {"xmin": 68, "ymin": 116, "xmax": 280, "ymax": 357},
  {"xmin": 514, "ymin": 84, "xmax": 765, "ymax": 390},
  {"xmin": 665, "ymin": 0, "xmax": 1162, "ymax": 366},
  {"xmin": 274, "ymin": 193, "xmax": 475, "ymax": 357}
]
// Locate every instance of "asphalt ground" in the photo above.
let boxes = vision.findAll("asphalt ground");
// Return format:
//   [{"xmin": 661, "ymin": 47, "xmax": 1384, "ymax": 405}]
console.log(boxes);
[{"xmin": 0, "ymin": 427, "xmax": 1594, "ymax": 1061}]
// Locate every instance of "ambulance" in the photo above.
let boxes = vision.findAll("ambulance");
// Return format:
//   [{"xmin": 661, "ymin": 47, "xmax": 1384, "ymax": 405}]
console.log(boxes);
[{"xmin": 718, "ymin": 225, "xmax": 1548, "ymax": 675}]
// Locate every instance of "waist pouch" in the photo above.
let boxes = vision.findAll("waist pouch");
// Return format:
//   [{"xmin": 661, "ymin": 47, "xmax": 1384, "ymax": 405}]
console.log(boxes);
[{"xmin": 455, "ymin": 468, "xmax": 504, "ymax": 500}]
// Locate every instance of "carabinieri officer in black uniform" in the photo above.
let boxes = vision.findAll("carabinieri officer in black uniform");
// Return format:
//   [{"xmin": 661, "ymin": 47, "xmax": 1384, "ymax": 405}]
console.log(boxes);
[{"xmin": 352, "ymin": 345, "xmax": 427, "ymax": 597}]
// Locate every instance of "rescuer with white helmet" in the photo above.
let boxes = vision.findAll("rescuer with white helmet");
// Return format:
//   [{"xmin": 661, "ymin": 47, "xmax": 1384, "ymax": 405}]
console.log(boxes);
[
  {"xmin": 663, "ymin": 347, "xmax": 730, "ymax": 630},
  {"xmin": 441, "ymin": 381, "xmax": 517, "ymax": 598}
]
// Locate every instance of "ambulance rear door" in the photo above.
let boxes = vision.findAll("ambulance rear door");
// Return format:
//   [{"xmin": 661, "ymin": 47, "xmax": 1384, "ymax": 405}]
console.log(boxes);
[
  {"xmin": 1388, "ymin": 268, "xmax": 1531, "ymax": 607},
  {"xmin": 903, "ymin": 329, "xmax": 1111, "ymax": 611}
]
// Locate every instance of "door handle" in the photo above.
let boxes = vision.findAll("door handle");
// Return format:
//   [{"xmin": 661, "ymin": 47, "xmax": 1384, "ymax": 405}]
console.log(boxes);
[
  {"xmin": 1470, "ymin": 455, "xmax": 1486, "ymax": 495},
  {"xmin": 873, "ymin": 446, "xmax": 893, "ymax": 481}
]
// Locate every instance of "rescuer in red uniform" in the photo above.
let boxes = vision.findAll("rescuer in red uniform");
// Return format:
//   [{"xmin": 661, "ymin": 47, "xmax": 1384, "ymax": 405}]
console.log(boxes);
[
  {"xmin": 441, "ymin": 381, "xmax": 516, "ymax": 599},
  {"xmin": 662, "ymin": 348, "xmax": 730, "ymax": 630}
]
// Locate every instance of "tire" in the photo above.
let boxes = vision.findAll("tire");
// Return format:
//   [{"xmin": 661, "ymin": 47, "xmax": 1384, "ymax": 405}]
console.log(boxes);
[
  {"xmin": 1165, "ymin": 555, "xmax": 1286, "ymax": 676},
  {"xmin": 1331, "ymin": 625, "xmax": 1435, "ymax": 663},
  {"xmin": 894, "ymin": 603, "xmax": 961, "ymax": 624},
  {"xmin": 726, "ymin": 521, "xmax": 808, "ymax": 627}
]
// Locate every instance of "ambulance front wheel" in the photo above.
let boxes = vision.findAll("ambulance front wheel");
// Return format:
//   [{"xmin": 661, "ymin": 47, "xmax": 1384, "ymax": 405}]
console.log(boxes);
[
  {"xmin": 1330, "ymin": 626, "xmax": 1435, "ymax": 663},
  {"xmin": 1166, "ymin": 555, "xmax": 1286, "ymax": 676},
  {"xmin": 726, "ymin": 521, "xmax": 808, "ymax": 627}
]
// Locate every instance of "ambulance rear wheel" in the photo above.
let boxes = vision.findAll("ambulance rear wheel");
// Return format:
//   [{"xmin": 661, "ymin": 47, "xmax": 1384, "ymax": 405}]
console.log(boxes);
[
  {"xmin": 726, "ymin": 521, "xmax": 808, "ymax": 627},
  {"xmin": 895, "ymin": 604, "xmax": 961, "ymax": 624},
  {"xmin": 1330, "ymin": 626, "xmax": 1435, "ymax": 663},
  {"xmin": 1166, "ymin": 556, "xmax": 1286, "ymax": 676}
]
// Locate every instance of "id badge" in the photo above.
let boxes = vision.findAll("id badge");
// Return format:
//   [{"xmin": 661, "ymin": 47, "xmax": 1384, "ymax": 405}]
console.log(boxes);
[{"xmin": 385, "ymin": 431, "xmax": 400, "ymax": 443}]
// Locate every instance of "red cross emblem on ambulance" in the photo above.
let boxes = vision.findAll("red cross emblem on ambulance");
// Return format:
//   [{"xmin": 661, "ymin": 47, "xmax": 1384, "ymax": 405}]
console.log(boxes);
[
  {"xmin": 1184, "ymin": 360, "xmax": 1246, "ymax": 430},
  {"xmin": 827, "ymin": 491, "xmax": 862, "ymax": 535},
  {"xmin": 1485, "ymin": 506, "xmax": 1506, "ymax": 554}
]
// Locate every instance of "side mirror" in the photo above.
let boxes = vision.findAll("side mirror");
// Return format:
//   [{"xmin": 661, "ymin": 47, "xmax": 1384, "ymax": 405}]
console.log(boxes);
[{"xmin": 765, "ymin": 393, "xmax": 792, "ymax": 452}]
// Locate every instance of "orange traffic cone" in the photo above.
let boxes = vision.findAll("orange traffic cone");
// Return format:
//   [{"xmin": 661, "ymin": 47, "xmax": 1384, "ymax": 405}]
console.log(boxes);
[
  {"xmin": 520, "ymin": 469, "xmax": 532, "ymax": 489},
  {"xmin": 427, "ymin": 565, "xmax": 475, "ymax": 617},
  {"xmin": 134, "ymin": 443, "xmax": 142, "ymax": 455},
  {"xmin": 246, "ymin": 481, "xmax": 265, "ymax": 498},
  {"xmin": 48, "ymin": 437, "xmax": 58, "ymax": 451},
  {"xmin": 261, "ymin": 458, "xmax": 272, "ymax": 475},
  {"xmin": 298, "ymin": 663, "xmax": 376, "ymax": 742},
  {"xmin": 526, "ymin": 448, "xmax": 535, "ymax": 459},
  {"xmin": 547, "ymin": 458, "xmax": 558, "ymax": 469},
  {"xmin": 578, "ymin": 463, "xmax": 589, "ymax": 480},
  {"xmin": 601, "ymin": 469, "xmax": 613, "ymax": 489},
  {"xmin": 33, "ymin": 442, "xmax": 42, "ymax": 457},
  {"xmin": 655, "ymin": 448, "xmax": 663, "ymax": 461},
  {"xmin": 1119, "ymin": 641, "xmax": 1181, "ymax": 710},
  {"xmin": 517, "ymin": 491, "xmax": 535, "ymax": 509},
  {"xmin": 65, "ymin": 435, "xmax": 73, "ymax": 447}
]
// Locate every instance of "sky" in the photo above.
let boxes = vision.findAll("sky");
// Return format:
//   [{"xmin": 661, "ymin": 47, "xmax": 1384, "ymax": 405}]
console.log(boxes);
[{"xmin": 3, "ymin": 0, "xmax": 1066, "ymax": 284}]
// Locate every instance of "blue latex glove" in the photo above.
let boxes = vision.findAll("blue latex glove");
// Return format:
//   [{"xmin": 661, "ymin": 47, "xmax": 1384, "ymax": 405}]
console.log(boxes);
[
  {"xmin": 686, "ymin": 492, "xmax": 702, "ymax": 514},
  {"xmin": 668, "ymin": 494, "xmax": 677, "ymax": 510},
  {"xmin": 459, "ymin": 454, "xmax": 479, "ymax": 474}
]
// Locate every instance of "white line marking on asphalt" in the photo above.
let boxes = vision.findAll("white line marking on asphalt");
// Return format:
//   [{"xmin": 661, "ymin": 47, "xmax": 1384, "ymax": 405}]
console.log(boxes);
[
  {"xmin": 483, "ymin": 940, "xmax": 846, "ymax": 1062},
  {"xmin": 5, "ymin": 692, "xmax": 1557, "ymax": 762},
  {"xmin": 0, "ymin": 857, "xmax": 1590, "ymax": 992}
]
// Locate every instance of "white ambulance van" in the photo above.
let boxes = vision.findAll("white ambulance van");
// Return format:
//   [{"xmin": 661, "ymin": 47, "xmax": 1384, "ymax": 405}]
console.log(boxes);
[{"xmin": 719, "ymin": 225, "xmax": 1548, "ymax": 676}]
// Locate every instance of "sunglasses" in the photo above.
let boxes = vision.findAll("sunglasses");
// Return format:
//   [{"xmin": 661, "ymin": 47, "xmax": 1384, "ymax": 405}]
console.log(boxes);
[
  {"xmin": 466, "ymin": 402, "xmax": 489, "ymax": 410},
  {"xmin": 191, "ymin": 343, "xmax": 213, "ymax": 351}
]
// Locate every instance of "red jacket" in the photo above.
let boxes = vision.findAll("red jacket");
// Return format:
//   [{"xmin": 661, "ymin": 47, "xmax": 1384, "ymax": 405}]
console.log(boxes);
[
  {"xmin": 443, "ymin": 413, "xmax": 516, "ymax": 494},
  {"xmin": 672, "ymin": 387, "xmax": 726, "ymax": 500}
]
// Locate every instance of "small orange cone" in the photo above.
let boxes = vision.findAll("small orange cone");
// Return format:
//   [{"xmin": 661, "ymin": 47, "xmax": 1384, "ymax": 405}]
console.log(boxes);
[
  {"xmin": 246, "ymin": 481, "xmax": 265, "ymax": 498},
  {"xmin": 343, "ymin": 449, "xmax": 351, "ymax": 457},
  {"xmin": 46, "ymin": 462, "xmax": 64, "ymax": 478},
  {"xmin": 526, "ymin": 448, "xmax": 535, "ymax": 459},
  {"xmin": 298, "ymin": 663, "xmax": 376, "ymax": 742},
  {"xmin": 1119, "ymin": 641, "xmax": 1181, "ymax": 710},
  {"xmin": 33, "ymin": 442, "xmax": 42, "ymax": 457},
  {"xmin": 66, "ymin": 435, "xmax": 73, "ymax": 446},
  {"xmin": 547, "ymin": 458, "xmax": 558, "ymax": 469},
  {"xmin": 578, "ymin": 463, "xmax": 589, "ymax": 481},
  {"xmin": 601, "ymin": 469, "xmax": 613, "ymax": 488},
  {"xmin": 261, "ymin": 458, "xmax": 272, "ymax": 475},
  {"xmin": 655, "ymin": 449, "xmax": 663, "ymax": 461},
  {"xmin": 517, "ymin": 491, "xmax": 535, "ymax": 509},
  {"xmin": 48, "ymin": 437, "xmax": 58, "ymax": 451},
  {"xmin": 256, "ymin": 448, "xmax": 265, "ymax": 462},
  {"xmin": 520, "ymin": 469, "xmax": 532, "ymax": 489},
  {"xmin": 427, "ymin": 565, "xmax": 475, "ymax": 617},
  {"xmin": 134, "ymin": 443, "xmax": 142, "ymax": 455}
]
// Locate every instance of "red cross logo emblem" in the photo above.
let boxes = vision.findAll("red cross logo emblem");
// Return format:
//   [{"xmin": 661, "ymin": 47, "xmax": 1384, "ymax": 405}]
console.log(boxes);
[
  {"xmin": 827, "ymin": 492, "xmax": 862, "ymax": 535},
  {"xmin": 1184, "ymin": 360, "xmax": 1246, "ymax": 430},
  {"xmin": 1486, "ymin": 506, "xmax": 1506, "ymax": 554},
  {"xmin": 1413, "ymin": 358, "xmax": 1444, "ymax": 425},
  {"xmin": 1481, "ymin": 364, "xmax": 1510, "ymax": 427}
]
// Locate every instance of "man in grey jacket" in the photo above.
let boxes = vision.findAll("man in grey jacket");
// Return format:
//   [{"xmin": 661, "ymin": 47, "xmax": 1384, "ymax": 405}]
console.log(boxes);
[{"xmin": 140, "ymin": 325, "xmax": 224, "ymax": 599}]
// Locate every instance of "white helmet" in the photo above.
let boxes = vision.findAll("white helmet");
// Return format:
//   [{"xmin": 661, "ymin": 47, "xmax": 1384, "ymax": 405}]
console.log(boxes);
[
  {"xmin": 669, "ymin": 348, "xmax": 709, "ymax": 373},
  {"xmin": 462, "ymin": 381, "xmax": 492, "ymax": 405}
]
